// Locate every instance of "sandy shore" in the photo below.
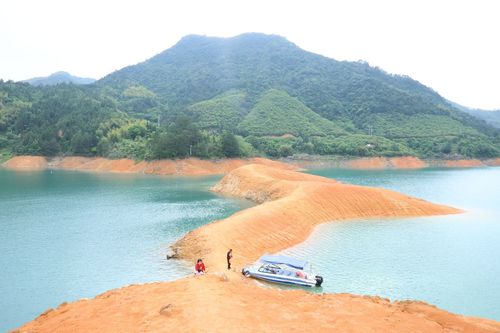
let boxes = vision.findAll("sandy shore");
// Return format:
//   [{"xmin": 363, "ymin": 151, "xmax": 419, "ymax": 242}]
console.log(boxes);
[
  {"xmin": 288, "ymin": 156, "xmax": 500, "ymax": 169},
  {"xmin": 4, "ymin": 155, "xmax": 500, "ymax": 175},
  {"xmin": 15, "ymin": 163, "xmax": 500, "ymax": 332},
  {"xmin": 2, "ymin": 155, "xmax": 297, "ymax": 175},
  {"xmin": 3, "ymin": 155, "xmax": 49, "ymax": 170},
  {"xmin": 17, "ymin": 274, "xmax": 500, "ymax": 333}
]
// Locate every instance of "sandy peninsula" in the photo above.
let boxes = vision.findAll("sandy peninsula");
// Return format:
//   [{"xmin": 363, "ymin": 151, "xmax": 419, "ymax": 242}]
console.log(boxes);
[
  {"xmin": 174, "ymin": 164, "xmax": 462, "ymax": 271},
  {"xmin": 15, "ymin": 163, "xmax": 500, "ymax": 333}
]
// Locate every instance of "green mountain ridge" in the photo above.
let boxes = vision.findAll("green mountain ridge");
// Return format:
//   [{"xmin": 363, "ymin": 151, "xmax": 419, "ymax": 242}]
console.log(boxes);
[
  {"xmin": 447, "ymin": 100, "xmax": 500, "ymax": 129},
  {"xmin": 1, "ymin": 33, "xmax": 499, "ymax": 159}
]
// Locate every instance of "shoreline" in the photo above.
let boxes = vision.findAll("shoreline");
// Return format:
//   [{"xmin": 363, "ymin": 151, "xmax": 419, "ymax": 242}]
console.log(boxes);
[
  {"xmin": 284, "ymin": 155, "xmax": 500, "ymax": 170},
  {"xmin": 2, "ymin": 155, "xmax": 298, "ymax": 175},
  {"xmin": 3, "ymin": 155, "xmax": 500, "ymax": 175},
  {"xmin": 14, "ymin": 163, "xmax": 500, "ymax": 333}
]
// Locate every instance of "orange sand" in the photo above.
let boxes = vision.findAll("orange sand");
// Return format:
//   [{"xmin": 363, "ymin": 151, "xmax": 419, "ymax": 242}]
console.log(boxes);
[
  {"xmin": 5, "ymin": 155, "xmax": 498, "ymax": 174},
  {"xmin": 390, "ymin": 156, "xmax": 428, "ymax": 168},
  {"xmin": 290, "ymin": 156, "xmax": 500, "ymax": 170},
  {"xmin": 2, "ymin": 156, "xmax": 297, "ymax": 176},
  {"xmin": 12, "ymin": 162, "xmax": 500, "ymax": 333},
  {"xmin": 485, "ymin": 158, "xmax": 500, "ymax": 166},
  {"xmin": 17, "ymin": 275, "xmax": 500, "ymax": 333},
  {"xmin": 291, "ymin": 156, "xmax": 429, "ymax": 169},
  {"xmin": 175, "ymin": 164, "xmax": 461, "ymax": 271},
  {"xmin": 442, "ymin": 159, "xmax": 485, "ymax": 168},
  {"xmin": 344, "ymin": 156, "xmax": 390, "ymax": 168},
  {"xmin": 3, "ymin": 156, "xmax": 48, "ymax": 170}
]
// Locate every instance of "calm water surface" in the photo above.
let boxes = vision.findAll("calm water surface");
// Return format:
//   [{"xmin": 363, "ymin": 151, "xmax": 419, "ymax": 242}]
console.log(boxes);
[
  {"xmin": 280, "ymin": 167, "xmax": 500, "ymax": 320},
  {"xmin": 2, "ymin": 167, "xmax": 499, "ymax": 331},
  {"xmin": 0, "ymin": 169, "xmax": 250, "ymax": 332}
]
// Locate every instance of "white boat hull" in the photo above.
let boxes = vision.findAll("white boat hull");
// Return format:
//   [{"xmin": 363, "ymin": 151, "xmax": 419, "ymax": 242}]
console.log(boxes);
[
  {"xmin": 247, "ymin": 271, "xmax": 317, "ymax": 287},
  {"xmin": 242, "ymin": 255, "xmax": 323, "ymax": 287}
]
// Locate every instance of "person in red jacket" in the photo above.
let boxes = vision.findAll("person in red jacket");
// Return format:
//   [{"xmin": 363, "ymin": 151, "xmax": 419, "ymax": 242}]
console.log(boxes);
[{"xmin": 194, "ymin": 259, "xmax": 206, "ymax": 275}]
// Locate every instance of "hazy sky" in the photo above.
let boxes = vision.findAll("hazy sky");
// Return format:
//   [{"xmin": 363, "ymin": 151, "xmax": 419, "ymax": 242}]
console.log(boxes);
[{"xmin": 1, "ymin": 0, "xmax": 499, "ymax": 109}]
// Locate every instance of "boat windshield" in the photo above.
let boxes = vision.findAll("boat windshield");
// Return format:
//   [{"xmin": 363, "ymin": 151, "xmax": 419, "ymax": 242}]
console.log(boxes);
[
  {"xmin": 259, "ymin": 255, "xmax": 308, "ymax": 270},
  {"xmin": 256, "ymin": 263, "xmax": 312, "ymax": 280},
  {"xmin": 258, "ymin": 263, "xmax": 281, "ymax": 274}
]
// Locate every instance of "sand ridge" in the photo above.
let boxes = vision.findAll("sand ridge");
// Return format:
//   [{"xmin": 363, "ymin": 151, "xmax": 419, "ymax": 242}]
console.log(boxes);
[{"xmin": 174, "ymin": 164, "xmax": 462, "ymax": 272}]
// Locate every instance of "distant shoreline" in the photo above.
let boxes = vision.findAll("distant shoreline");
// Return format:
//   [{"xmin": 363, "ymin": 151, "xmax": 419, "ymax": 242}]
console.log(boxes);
[
  {"xmin": 283, "ymin": 155, "xmax": 500, "ymax": 169},
  {"xmin": 1, "ymin": 155, "xmax": 297, "ymax": 176},
  {"xmin": 3, "ymin": 155, "xmax": 500, "ymax": 175}
]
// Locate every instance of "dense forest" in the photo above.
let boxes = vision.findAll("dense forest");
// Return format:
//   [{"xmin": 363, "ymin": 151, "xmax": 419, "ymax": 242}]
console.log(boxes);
[{"xmin": 1, "ymin": 33, "xmax": 499, "ymax": 161}]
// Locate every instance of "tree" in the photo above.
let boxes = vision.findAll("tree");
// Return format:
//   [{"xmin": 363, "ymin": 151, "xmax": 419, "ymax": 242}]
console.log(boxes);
[
  {"xmin": 71, "ymin": 131, "xmax": 96, "ymax": 155},
  {"xmin": 148, "ymin": 117, "xmax": 202, "ymax": 159},
  {"xmin": 221, "ymin": 131, "xmax": 240, "ymax": 157},
  {"xmin": 148, "ymin": 131, "xmax": 170, "ymax": 159},
  {"xmin": 165, "ymin": 117, "xmax": 201, "ymax": 157}
]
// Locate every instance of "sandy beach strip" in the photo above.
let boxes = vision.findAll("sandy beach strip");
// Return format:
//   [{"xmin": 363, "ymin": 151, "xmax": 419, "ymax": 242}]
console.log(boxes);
[{"xmin": 2, "ymin": 155, "xmax": 297, "ymax": 175}]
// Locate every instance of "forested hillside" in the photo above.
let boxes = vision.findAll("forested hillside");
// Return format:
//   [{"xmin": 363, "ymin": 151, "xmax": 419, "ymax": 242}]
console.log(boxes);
[
  {"xmin": 448, "ymin": 101, "xmax": 500, "ymax": 129},
  {"xmin": 1, "ymin": 33, "xmax": 499, "ymax": 161}
]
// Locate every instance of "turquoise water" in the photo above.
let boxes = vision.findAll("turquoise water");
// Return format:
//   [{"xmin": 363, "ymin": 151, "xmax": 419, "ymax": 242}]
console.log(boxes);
[
  {"xmin": 0, "ymin": 168, "xmax": 250, "ymax": 332},
  {"xmin": 280, "ymin": 167, "xmax": 500, "ymax": 320},
  {"xmin": 2, "ymin": 166, "xmax": 499, "ymax": 330}
]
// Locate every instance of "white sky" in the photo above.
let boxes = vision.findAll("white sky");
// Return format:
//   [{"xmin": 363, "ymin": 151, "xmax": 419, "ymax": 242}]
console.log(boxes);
[{"xmin": 1, "ymin": 0, "xmax": 499, "ymax": 109}]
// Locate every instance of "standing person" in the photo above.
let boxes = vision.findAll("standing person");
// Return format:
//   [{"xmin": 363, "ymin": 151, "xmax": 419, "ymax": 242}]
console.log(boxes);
[
  {"xmin": 226, "ymin": 249, "xmax": 233, "ymax": 270},
  {"xmin": 194, "ymin": 259, "xmax": 206, "ymax": 275}
]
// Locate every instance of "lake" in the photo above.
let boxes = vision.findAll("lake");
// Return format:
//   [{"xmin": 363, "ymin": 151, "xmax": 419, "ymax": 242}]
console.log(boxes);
[
  {"xmin": 280, "ymin": 167, "xmax": 500, "ymax": 321},
  {"xmin": 1, "ymin": 166, "xmax": 499, "ymax": 331},
  {"xmin": 0, "ymin": 169, "xmax": 250, "ymax": 332}
]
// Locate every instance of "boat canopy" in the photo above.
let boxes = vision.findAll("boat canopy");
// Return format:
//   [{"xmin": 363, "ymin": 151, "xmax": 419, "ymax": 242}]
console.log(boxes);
[{"xmin": 259, "ymin": 255, "xmax": 308, "ymax": 270}]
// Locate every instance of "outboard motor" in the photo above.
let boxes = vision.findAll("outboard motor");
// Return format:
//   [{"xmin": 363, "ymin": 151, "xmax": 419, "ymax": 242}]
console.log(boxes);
[{"xmin": 315, "ymin": 275, "xmax": 323, "ymax": 287}]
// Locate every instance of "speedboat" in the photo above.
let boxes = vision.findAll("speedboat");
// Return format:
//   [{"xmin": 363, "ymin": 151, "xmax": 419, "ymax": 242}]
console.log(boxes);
[{"xmin": 241, "ymin": 254, "xmax": 323, "ymax": 287}]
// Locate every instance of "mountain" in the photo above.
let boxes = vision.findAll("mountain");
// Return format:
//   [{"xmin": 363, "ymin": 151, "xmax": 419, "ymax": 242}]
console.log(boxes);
[
  {"xmin": 24, "ymin": 71, "xmax": 96, "ymax": 86},
  {"xmin": 97, "ymin": 33, "xmax": 499, "ymax": 158},
  {"xmin": 464, "ymin": 109, "xmax": 500, "ymax": 129},
  {"xmin": 1, "ymin": 33, "xmax": 499, "ymax": 159},
  {"xmin": 100, "ymin": 33, "xmax": 446, "ymax": 117},
  {"xmin": 447, "ymin": 101, "xmax": 500, "ymax": 129}
]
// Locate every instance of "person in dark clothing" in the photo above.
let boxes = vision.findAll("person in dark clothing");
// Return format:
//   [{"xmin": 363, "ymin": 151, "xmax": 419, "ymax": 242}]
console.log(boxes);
[{"xmin": 226, "ymin": 249, "xmax": 233, "ymax": 270}]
